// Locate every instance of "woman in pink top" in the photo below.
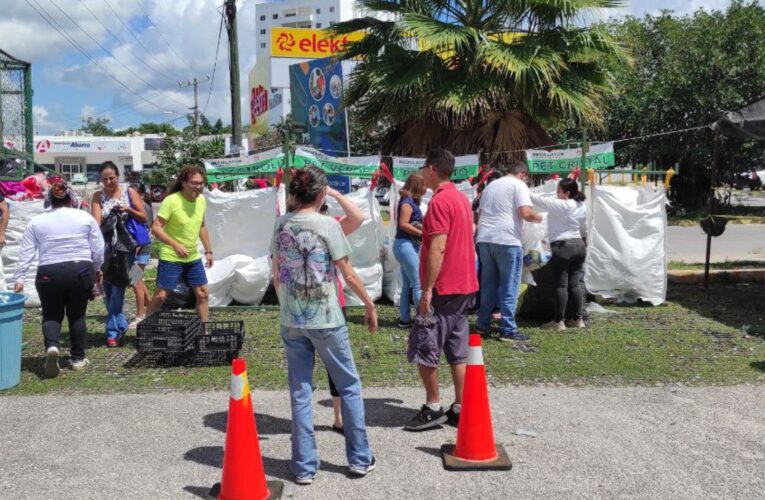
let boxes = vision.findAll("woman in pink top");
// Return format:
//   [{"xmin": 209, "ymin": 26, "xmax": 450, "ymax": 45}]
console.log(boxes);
[{"xmin": 319, "ymin": 188, "xmax": 364, "ymax": 433}]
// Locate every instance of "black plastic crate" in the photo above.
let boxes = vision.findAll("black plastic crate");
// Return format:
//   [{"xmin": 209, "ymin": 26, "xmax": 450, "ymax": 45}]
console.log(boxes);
[
  {"xmin": 136, "ymin": 311, "xmax": 201, "ymax": 353},
  {"xmin": 198, "ymin": 321, "xmax": 244, "ymax": 352}
]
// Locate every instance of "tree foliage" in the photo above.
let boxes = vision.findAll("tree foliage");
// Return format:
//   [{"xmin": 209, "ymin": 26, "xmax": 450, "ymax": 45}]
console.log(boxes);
[
  {"xmin": 331, "ymin": 0, "xmax": 628, "ymax": 156},
  {"xmin": 143, "ymin": 130, "xmax": 225, "ymax": 186},
  {"xmin": 564, "ymin": 1, "xmax": 765, "ymax": 208}
]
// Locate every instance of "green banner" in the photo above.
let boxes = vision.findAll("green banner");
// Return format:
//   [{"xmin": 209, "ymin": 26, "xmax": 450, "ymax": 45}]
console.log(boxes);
[
  {"xmin": 392, "ymin": 155, "xmax": 479, "ymax": 181},
  {"xmin": 526, "ymin": 142, "xmax": 615, "ymax": 173}
]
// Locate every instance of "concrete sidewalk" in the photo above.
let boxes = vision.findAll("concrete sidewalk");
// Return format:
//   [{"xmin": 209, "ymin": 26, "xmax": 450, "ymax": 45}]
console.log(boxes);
[{"xmin": 1, "ymin": 386, "xmax": 764, "ymax": 499}]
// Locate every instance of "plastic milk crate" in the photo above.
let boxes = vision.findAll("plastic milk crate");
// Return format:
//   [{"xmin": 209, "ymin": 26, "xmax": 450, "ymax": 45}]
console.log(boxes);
[
  {"xmin": 136, "ymin": 311, "xmax": 201, "ymax": 353},
  {"xmin": 189, "ymin": 321, "xmax": 245, "ymax": 365}
]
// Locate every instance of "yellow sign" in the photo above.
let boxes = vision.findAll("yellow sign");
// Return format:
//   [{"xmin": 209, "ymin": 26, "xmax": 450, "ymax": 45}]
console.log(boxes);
[{"xmin": 271, "ymin": 27, "xmax": 364, "ymax": 58}]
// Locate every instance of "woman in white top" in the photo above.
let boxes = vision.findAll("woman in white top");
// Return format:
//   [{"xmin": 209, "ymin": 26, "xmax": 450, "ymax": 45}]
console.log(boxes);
[
  {"xmin": 13, "ymin": 183, "xmax": 105, "ymax": 378},
  {"xmin": 530, "ymin": 178, "xmax": 587, "ymax": 331}
]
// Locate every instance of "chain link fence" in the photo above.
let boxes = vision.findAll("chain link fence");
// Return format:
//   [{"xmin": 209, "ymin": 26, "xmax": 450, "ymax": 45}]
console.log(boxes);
[{"xmin": 1, "ymin": 50, "xmax": 32, "ymax": 178}]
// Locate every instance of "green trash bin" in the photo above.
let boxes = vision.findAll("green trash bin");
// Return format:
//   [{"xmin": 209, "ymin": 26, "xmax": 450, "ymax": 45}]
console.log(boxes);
[{"xmin": 0, "ymin": 292, "xmax": 28, "ymax": 390}]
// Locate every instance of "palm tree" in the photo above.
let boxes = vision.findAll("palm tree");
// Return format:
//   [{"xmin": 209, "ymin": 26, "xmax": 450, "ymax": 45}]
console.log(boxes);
[{"xmin": 331, "ymin": 0, "xmax": 629, "ymax": 158}]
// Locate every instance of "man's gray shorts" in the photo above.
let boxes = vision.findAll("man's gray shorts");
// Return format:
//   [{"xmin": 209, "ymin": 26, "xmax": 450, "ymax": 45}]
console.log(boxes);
[{"xmin": 407, "ymin": 293, "xmax": 474, "ymax": 367}]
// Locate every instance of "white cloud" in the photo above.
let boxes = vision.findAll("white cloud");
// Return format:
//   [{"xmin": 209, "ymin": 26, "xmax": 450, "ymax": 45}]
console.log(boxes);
[
  {"xmin": 33, "ymin": 105, "xmax": 65, "ymax": 135},
  {"xmin": 5, "ymin": 0, "xmax": 265, "ymax": 126}
]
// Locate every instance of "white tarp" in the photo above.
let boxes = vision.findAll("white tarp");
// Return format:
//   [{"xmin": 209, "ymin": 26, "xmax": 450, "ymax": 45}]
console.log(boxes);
[
  {"xmin": 1, "ymin": 200, "xmax": 48, "ymax": 306},
  {"xmin": 323, "ymin": 188, "xmax": 385, "ymax": 306},
  {"xmin": 584, "ymin": 185, "xmax": 668, "ymax": 305},
  {"xmin": 202, "ymin": 188, "xmax": 280, "ymax": 306},
  {"xmin": 204, "ymin": 186, "xmax": 384, "ymax": 306}
]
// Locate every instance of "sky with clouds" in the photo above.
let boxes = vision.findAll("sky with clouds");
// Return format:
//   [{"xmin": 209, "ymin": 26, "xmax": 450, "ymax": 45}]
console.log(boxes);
[{"xmin": 0, "ymin": 0, "xmax": 749, "ymax": 135}]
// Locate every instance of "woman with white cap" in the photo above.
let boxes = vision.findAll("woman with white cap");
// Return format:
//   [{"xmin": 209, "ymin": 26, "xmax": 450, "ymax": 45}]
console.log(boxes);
[{"xmin": 13, "ymin": 183, "xmax": 105, "ymax": 378}]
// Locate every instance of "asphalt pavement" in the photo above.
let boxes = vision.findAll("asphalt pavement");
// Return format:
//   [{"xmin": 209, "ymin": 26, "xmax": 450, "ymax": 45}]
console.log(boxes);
[
  {"xmin": 667, "ymin": 224, "xmax": 765, "ymax": 263},
  {"xmin": 1, "ymin": 385, "xmax": 764, "ymax": 499}
]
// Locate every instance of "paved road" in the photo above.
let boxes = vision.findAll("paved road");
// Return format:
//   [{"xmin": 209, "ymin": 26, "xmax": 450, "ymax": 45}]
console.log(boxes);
[
  {"xmin": 668, "ymin": 225, "xmax": 765, "ymax": 263},
  {"xmin": 1, "ymin": 385, "xmax": 764, "ymax": 499}
]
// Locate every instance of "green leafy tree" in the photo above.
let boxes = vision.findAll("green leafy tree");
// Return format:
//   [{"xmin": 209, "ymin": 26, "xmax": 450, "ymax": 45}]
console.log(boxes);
[
  {"xmin": 331, "ymin": 0, "xmax": 627, "ymax": 157},
  {"xmin": 80, "ymin": 117, "xmax": 114, "ymax": 136},
  {"xmin": 576, "ymin": 1, "xmax": 765, "ymax": 209},
  {"xmin": 143, "ymin": 129, "xmax": 225, "ymax": 186},
  {"xmin": 121, "ymin": 122, "xmax": 181, "ymax": 136}
]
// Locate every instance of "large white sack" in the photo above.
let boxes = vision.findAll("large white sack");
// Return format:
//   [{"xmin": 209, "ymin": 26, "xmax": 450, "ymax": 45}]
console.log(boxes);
[
  {"xmin": 584, "ymin": 185, "xmax": 668, "ymax": 305},
  {"xmin": 383, "ymin": 181, "xmax": 476, "ymax": 304},
  {"xmin": 2, "ymin": 200, "xmax": 48, "ymax": 307},
  {"xmin": 324, "ymin": 188, "xmax": 385, "ymax": 304},
  {"xmin": 202, "ymin": 188, "xmax": 279, "ymax": 305}
]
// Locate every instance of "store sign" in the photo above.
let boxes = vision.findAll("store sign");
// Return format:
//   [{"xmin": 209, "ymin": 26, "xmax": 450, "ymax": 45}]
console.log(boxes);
[
  {"xmin": 526, "ymin": 142, "xmax": 615, "ymax": 173},
  {"xmin": 271, "ymin": 27, "xmax": 364, "ymax": 58},
  {"xmin": 35, "ymin": 139, "xmax": 130, "ymax": 154}
]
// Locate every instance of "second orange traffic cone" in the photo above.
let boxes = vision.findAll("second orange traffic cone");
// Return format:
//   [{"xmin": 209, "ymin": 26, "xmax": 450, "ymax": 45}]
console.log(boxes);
[
  {"xmin": 441, "ymin": 334, "xmax": 512, "ymax": 471},
  {"xmin": 209, "ymin": 358, "xmax": 284, "ymax": 499}
]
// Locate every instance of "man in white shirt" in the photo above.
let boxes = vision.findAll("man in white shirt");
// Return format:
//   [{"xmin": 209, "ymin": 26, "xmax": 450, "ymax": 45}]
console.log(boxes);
[{"xmin": 475, "ymin": 161, "xmax": 542, "ymax": 341}]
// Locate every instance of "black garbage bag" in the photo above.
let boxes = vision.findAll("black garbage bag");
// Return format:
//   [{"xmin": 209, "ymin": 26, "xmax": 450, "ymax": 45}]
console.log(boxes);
[
  {"xmin": 519, "ymin": 264, "xmax": 590, "ymax": 322},
  {"xmin": 101, "ymin": 211, "xmax": 136, "ymax": 287},
  {"xmin": 162, "ymin": 279, "xmax": 197, "ymax": 310}
]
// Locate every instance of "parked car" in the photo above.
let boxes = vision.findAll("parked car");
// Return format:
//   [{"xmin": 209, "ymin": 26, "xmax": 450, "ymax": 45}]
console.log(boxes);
[{"xmin": 71, "ymin": 173, "xmax": 88, "ymax": 185}]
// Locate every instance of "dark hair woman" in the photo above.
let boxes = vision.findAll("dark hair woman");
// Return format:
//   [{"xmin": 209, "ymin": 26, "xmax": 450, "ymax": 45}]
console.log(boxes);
[
  {"xmin": 13, "ymin": 183, "xmax": 105, "ymax": 377},
  {"xmin": 90, "ymin": 161, "xmax": 147, "ymax": 347},
  {"xmin": 530, "ymin": 177, "xmax": 588, "ymax": 330},
  {"xmin": 393, "ymin": 172, "xmax": 426, "ymax": 328},
  {"xmin": 271, "ymin": 166, "xmax": 377, "ymax": 483}
]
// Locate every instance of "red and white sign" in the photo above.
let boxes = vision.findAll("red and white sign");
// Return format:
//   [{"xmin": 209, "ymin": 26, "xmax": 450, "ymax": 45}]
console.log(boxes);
[{"xmin": 34, "ymin": 139, "xmax": 130, "ymax": 154}]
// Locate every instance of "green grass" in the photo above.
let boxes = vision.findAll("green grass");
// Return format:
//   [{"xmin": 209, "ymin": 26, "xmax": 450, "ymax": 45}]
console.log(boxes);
[
  {"xmin": 4, "ymin": 283, "xmax": 764, "ymax": 395},
  {"xmin": 669, "ymin": 261, "xmax": 765, "ymax": 270}
]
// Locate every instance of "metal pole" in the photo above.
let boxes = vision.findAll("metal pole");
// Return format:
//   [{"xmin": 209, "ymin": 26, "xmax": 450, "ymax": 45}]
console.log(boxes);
[
  {"xmin": 225, "ymin": 0, "xmax": 242, "ymax": 149},
  {"xmin": 193, "ymin": 78, "xmax": 200, "ymax": 137},
  {"xmin": 580, "ymin": 127, "xmax": 588, "ymax": 192},
  {"xmin": 344, "ymin": 108, "xmax": 351, "ymax": 158},
  {"xmin": 704, "ymin": 131, "xmax": 720, "ymax": 288}
]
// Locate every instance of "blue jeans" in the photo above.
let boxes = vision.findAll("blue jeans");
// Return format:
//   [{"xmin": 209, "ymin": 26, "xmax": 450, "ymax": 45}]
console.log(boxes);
[
  {"xmin": 281, "ymin": 325, "xmax": 373, "ymax": 479},
  {"xmin": 103, "ymin": 281, "xmax": 128, "ymax": 340},
  {"xmin": 393, "ymin": 238, "xmax": 421, "ymax": 323},
  {"xmin": 477, "ymin": 243, "xmax": 523, "ymax": 335}
]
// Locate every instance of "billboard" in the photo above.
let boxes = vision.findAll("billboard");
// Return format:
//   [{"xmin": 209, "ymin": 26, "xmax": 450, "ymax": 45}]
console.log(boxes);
[
  {"xmin": 271, "ymin": 27, "xmax": 364, "ymax": 58},
  {"xmin": 34, "ymin": 139, "xmax": 130, "ymax": 154},
  {"xmin": 290, "ymin": 57, "xmax": 348, "ymax": 155},
  {"xmin": 248, "ymin": 61, "xmax": 270, "ymax": 138}
]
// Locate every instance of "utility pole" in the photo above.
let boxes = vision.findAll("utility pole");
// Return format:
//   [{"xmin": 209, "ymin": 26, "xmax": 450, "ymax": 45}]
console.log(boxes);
[
  {"xmin": 179, "ymin": 76, "xmax": 210, "ymax": 137},
  {"xmin": 225, "ymin": 0, "xmax": 243, "ymax": 152}
]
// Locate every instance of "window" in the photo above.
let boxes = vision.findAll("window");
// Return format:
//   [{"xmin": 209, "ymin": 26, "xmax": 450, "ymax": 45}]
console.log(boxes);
[
  {"xmin": 316, "ymin": 8, "xmax": 321, "ymax": 14},
  {"xmin": 259, "ymin": 15, "xmax": 265, "ymax": 21},
  {"xmin": 272, "ymin": 13, "xmax": 278, "ymax": 19},
  {"xmin": 260, "ymin": 42, "xmax": 266, "ymax": 48},
  {"xmin": 284, "ymin": 8, "xmax": 296, "ymax": 17},
  {"xmin": 330, "ymin": 21, "xmax": 335, "ymax": 26},
  {"xmin": 316, "ymin": 22, "xmax": 322, "ymax": 28},
  {"xmin": 260, "ymin": 29, "xmax": 266, "ymax": 35},
  {"xmin": 329, "ymin": 6, "xmax": 335, "ymax": 12}
]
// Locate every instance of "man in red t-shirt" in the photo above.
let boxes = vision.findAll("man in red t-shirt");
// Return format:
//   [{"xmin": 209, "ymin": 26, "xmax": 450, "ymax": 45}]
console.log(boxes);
[{"xmin": 404, "ymin": 148, "xmax": 479, "ymax": 431}]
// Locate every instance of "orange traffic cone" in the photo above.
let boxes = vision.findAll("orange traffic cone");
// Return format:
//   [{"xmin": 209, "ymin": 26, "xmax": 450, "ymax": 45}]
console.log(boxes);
[
  {"xmin": 441, "ymin": 334, "xmax": 512, "ymax": 471},
  {"xmin": 210, "ymin": 358, "xmax": 284, "ymax": 499}
]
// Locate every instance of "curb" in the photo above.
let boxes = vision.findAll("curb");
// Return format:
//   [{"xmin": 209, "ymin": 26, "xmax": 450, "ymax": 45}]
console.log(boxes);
[{"xmin": 668, "ymin": 269, "xmax": 765, "ymax": 284}]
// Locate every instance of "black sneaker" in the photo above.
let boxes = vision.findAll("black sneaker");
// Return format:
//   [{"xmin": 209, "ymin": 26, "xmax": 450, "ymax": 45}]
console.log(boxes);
[
  {"xmin": 444, "ymin": 404, "xmax": 460, "ymax": 427},
  {"xmin": 500, "ymin": 331, "xmax": 530, "ymax": 342},
  {"xmin": 397, "ymin": 319, "xmax": 413, "ymax": 329},
  {"xmin": 404, "ymin": 405, "xmax": 447, "ymax": 431}
]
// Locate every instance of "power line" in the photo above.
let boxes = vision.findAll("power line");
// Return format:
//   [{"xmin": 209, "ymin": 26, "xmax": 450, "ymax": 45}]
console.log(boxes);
[
  {"xmin": 204, "ymin": 10, "xmax": 225, "ymax": 115},
  {"xmin": 46, "ymin": 0, "xmax": 190, "ymax": 110},
  {"xmin": 76, "ymin": 0, "xmax": 181, "ymax": 84},
  {"xmin": 24, "ymin": 0, "xmax": 179, "ymax": 116},
  {"xmin": 134, "ymin": 0, "xmax": 196, "ymax": 74}
]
